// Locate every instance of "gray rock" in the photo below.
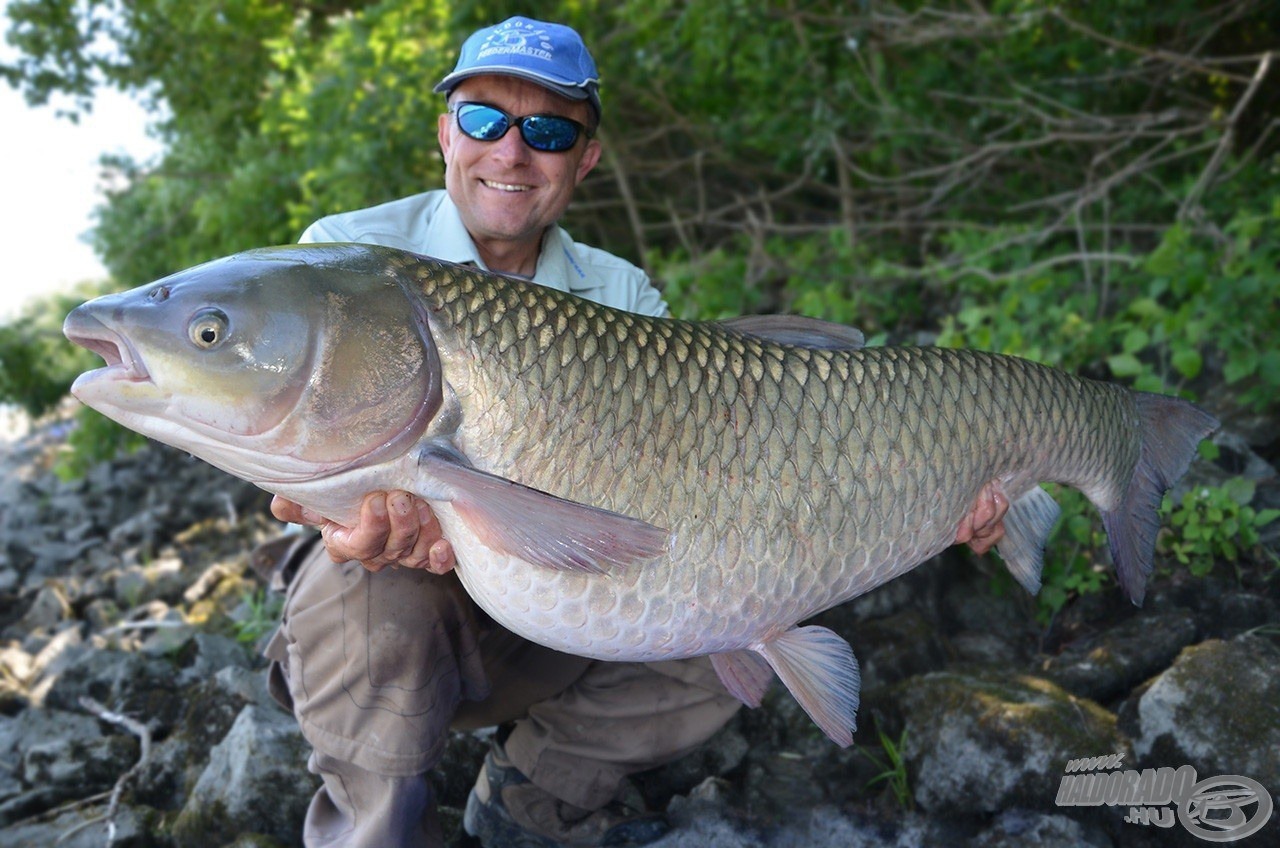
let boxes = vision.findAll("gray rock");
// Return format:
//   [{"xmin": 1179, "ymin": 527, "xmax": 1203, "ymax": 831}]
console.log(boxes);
[
  {"xmin": 877, "ymin": 668, "xmax": 1128, "ymax": 815},
  {"xmin": 0, "ymin": 706, "xmax": 137, "ymax": 826},
  {"xmin": 634, "ymin": 723, "xmax": 751, "ymax": 809},
  {"xmin": 39, "ymin": 644, "xmax": 186, "ymax": 733},
  {"xmin": 1040, "ymin": 609, "xmax": 1199, "ymax": 703},
  {"xmin": 16, "ymin": 583, "xmax": 72, "ymax": 633},
  {"xmin": 1131, "ymin": 634, "xmax": 1280, "ymax": 791},
  {"xmin": 850, "ymin": 608, "xmax": 952, "ymax": 690},
  {"xmin": 0, "ymin": 802, "xmax": 154, "ymax": 848},
  {"xmin": 967, "ymin": 807, "xmax": 1112, "ymax": 847},
  {"xmin": 171, "ymin": 704, "xmax": 317, "ymax": 847}
]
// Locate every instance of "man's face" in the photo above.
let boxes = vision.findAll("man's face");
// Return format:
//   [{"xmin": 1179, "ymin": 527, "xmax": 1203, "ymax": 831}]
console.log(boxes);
[{"xmin": 437, "ymin": 75, "xmax": 601, "ymax": 252}]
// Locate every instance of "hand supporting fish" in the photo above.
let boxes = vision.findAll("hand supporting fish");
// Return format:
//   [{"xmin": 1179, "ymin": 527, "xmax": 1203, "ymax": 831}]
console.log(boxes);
[
  {"xmin": 64, "ymin": 243, "xmax": 1218, "ymax": 747},
  {"xmin": 271, "ymin": 483, "xmax": 1009, "ymax": 574}
]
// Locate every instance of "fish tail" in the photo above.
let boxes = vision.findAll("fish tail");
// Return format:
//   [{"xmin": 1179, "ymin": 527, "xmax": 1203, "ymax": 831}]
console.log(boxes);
[{"xmin": 1101, "ymin": 392, "xmax": 1218, "ymax": 605}]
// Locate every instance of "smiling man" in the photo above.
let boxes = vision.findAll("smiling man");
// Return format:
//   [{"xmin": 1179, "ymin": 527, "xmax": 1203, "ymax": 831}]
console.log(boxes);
[
  {"xmin": 266, "ymin": 16, "xmax": 1008, "ymax": 848},
  {"xmin": 267, "ymin": 18, "xmax": 730, "ymax": 848}
]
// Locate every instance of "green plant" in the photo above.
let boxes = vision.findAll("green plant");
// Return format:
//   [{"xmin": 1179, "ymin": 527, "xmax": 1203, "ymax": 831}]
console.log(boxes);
[
  {"xmin": 861, "ymin": 728, "xmax": 914, "ymax": 811},
  {"xmin": 1161, "ymin": 477, "xmax": 1280, "ymax": 578},
  {"xmin": 232, "ymin": 588, "xmax": 285, "ymax": 646},
  {"xmin": 0, "ymin": 285, "xmax": 108, "ymax": 418},
  {"xmin": 54, "ymin": 406, "xmax": 147, "ymax": 481}
]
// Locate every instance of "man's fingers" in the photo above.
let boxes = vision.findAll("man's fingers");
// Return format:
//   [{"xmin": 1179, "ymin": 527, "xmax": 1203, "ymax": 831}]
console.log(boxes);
[
  {"xmin": 270, "ymin": 495, "xmax": 305, "ymax": 525},
  {"xmin": 955, "ymin": 483, "xmax": 1010, "ymax": 554}
]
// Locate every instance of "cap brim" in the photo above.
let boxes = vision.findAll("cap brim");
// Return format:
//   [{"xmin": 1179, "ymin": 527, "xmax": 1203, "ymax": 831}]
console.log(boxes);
[{"xmin": 434, "ymin": 68, "xmax": 597, "ymax": 108}]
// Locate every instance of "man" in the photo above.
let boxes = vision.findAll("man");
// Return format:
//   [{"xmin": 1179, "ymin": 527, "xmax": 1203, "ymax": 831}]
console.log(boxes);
[{"xmin": 268, "ymin": 16, "xmax": 1008, "ymax": 848}]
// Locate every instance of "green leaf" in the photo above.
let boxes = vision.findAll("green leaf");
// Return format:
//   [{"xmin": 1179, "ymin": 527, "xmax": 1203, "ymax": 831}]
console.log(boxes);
[
  {"xmin": 1107, "ymin": 353, "xmax": 1144, "ymax": 378},
  {"xmin": 1122, "ymin": 328, "xmax": 1150, "ymax": 353},
  {"xmin": 1171, "ymin": 347, "xmax": 1202, "ymax": 379}
]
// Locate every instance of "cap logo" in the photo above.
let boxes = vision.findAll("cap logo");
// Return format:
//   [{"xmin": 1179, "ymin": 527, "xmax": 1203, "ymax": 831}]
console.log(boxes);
[{"xmin": 477, "ymin": 20, "xmax": 555, "ymax": 64}]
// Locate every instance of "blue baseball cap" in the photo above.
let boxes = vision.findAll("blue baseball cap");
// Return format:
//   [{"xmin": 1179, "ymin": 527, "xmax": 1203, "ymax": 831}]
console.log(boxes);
[{"xmin": 434, "ymin": 17, "xmax": 601, "ymax": 118}]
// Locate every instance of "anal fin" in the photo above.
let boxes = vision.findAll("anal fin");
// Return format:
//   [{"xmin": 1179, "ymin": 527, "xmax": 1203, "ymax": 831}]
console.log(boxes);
[
  {"xmin": 755, "ymin": 625, "xmax": 861, "ymax": 747},
  {"xmin": 995, "ymin": 485, "xmax": 1061, "ymax": 595}
]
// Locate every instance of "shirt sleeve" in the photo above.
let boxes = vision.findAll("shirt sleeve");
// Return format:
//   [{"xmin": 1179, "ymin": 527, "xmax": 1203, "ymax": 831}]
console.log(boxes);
[
  {"xmin": 630, "ymin": 271, "xmax": 672, "ymax": 319},
  {"xmin": 298, "ymin": 216, "xmax": 351, "ymax": 245}
]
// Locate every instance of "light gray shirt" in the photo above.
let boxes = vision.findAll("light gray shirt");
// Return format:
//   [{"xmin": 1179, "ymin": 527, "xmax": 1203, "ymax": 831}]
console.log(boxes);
[{"xmin": 299, "ymin": 190, "xmax": 668, "ymax": 318}]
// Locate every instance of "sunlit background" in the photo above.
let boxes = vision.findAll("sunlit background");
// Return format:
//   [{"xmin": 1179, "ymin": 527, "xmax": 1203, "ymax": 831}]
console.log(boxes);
[{"xmin": 0, "ymin": 0, "xmax": 160, "ymax": 321}]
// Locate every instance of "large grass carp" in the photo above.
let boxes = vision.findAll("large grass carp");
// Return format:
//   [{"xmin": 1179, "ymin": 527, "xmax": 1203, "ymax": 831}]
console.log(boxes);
[{"xmin": 63, "ymin": 244, "xmax": 1217, "ymax": 745}]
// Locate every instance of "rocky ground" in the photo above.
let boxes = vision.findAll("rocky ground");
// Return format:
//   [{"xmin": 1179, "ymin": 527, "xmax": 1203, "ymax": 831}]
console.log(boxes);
[{"xmin": 0, "ymin": 408, "xmax": 1277, "ymax": 848}]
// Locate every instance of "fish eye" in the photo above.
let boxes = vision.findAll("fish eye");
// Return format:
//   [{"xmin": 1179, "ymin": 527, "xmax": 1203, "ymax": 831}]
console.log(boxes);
[{"xmin": 188, "ymin": 308, "xmax": 229, "ymax": 349}]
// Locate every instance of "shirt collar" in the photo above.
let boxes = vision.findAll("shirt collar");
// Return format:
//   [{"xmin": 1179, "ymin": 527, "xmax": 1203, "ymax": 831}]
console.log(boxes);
[{"xmin": 424, "ymin": 194, "xmax": 597, "ymax": 294}]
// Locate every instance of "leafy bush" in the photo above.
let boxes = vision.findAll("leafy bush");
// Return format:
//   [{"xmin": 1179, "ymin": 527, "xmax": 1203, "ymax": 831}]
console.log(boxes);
[
  {"xmin": 0, "ymin": 285, "xmax": 147, "ymax": 479},
  {"xmin": 1161, "ymin": 477, "xmax": 1280, "ymax": 578},
  {"xmin": 0, "ymin": 287, "xmax": 104, "ymax": 418}
]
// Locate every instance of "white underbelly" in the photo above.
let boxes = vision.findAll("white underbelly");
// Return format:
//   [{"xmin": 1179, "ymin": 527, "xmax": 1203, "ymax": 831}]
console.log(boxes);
[{"xmin": 430, "ymin": 503, "xmax": 752, "ymax": 661}]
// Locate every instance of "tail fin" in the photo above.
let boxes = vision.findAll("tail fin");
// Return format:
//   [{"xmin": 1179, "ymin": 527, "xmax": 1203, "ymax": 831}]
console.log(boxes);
[{"xmin": 1101, "ymin": 393, "xmax": 1218, "ymax": 605}]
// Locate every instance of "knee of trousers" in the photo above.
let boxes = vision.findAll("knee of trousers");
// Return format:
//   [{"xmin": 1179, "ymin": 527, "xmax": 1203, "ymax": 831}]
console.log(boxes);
[{"xmin": 274, "ymin": 550, "xmax": 489, "ymax": 777}]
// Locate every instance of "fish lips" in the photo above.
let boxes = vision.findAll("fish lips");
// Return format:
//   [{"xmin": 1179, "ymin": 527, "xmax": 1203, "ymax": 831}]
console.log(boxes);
[{"xmin": 63, "ymin": 309, "xmax": 152, "ymax": 397}]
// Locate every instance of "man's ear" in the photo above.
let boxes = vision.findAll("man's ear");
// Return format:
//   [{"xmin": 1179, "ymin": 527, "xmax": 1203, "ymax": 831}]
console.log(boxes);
[
  {"xmin": 575, "ymin": 138, "xmax": 602, "ymax": 185},
  {"xmin": 438, "ymin": 112, "xmax": 452, "ymax": 157}
]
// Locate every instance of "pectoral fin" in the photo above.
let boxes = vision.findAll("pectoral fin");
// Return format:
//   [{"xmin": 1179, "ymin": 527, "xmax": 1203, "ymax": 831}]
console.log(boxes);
[
  {"xmin": 417, "ymin": 443, "xmax": 668, "ymax": 574},
  {"xmin": 996, "ymin": 485, "xmax": 1062, "ymax": 594},
  {"xmin": 710, "ymin": 650, "xmax": 775, "ymax": 707},
  {"xmin": 755, "ymin": 625, "xmax": 861, "ymax": 748}
]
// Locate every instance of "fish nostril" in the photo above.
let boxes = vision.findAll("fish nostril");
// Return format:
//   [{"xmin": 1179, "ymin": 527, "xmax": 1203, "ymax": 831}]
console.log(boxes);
[{"xmin": 148, "ymin": 285, "xmax": 170, "ymax": 302}]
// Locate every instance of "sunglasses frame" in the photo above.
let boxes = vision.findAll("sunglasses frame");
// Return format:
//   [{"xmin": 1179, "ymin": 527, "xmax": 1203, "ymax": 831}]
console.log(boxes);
[{"xmin": 452, "ymin": 101, "xmax": 592, "ymax": 153}]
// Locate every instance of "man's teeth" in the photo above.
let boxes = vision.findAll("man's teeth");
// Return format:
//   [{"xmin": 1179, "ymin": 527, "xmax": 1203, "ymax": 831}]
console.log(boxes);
[{"xmin": 482, "ymin": 180, "xmax": 530, "ymax": 192}]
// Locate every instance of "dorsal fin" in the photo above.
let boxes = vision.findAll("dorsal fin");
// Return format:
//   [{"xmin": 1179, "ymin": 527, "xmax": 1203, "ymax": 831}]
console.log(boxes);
[{"xmin": 718, "ymin": 315, "xmax": 865, "ymax": 350}]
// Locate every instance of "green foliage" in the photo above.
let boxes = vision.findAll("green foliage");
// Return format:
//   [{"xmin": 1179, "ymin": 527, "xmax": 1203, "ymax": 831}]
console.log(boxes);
[
  {"xmin": 4, "ymin": 0, "xmax": 1277, "ymax": 603},
  {"xmin": 861, "ymin": 728, "xmax": 914, "ymax": 811},
  {"xmin": 0, "ymin": 286, "xmax": 107, "ymax": 417},
  {"xmin": 936, "ymin": 201, "xmax": 1280, "ymax": 417},
  {"xmin": 231, "ymin": 587, "xmax": 285, "ymax": 646},
  {"xmin": 1161, "ymin": 478, "xmax": 1280, "ymax": 578},
  {"xmin": 55, "ymin": 406, "xmax": 147, "ymax": 480},
  {"xmin": 1029, "ymin": 487, "xmax": 1111, "ymax": 624}
]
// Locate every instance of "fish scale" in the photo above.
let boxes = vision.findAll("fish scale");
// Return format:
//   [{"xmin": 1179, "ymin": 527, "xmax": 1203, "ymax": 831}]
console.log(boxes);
[{"xmin": 64, "ymin": 243, "xmax": 1218, "ymax": 746}]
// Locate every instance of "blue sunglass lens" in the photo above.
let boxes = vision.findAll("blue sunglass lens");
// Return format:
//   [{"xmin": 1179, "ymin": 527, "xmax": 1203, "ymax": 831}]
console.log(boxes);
[
  {"xmin": 457, "ymin": 105, "xmax": 509, "ymax": 141},
  {"xmin": 521, "ymin": 116, "xmax": 578, "ymax": 151},
  {"xmin": 456, "ymin": 104, "xmax": 581, "ymax": 152}
]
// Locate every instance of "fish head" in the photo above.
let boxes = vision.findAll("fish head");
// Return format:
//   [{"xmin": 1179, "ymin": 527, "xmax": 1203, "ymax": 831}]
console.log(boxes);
[{"xmin": 63, "ymin": 244, "xmax": 439, "ymax": 484}]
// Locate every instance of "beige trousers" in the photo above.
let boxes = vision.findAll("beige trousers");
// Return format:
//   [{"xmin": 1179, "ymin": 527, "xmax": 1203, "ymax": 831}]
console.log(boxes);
[{"xmin": 264, "ymin": 539, "xmax": 741, "ymax": 847}]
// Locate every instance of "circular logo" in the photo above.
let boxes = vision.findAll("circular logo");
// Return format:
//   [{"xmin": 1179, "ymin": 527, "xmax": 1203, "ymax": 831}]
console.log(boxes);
[{"xmin": 1177, "ymin": 775, "xmax": 1274, "ymax": 842}]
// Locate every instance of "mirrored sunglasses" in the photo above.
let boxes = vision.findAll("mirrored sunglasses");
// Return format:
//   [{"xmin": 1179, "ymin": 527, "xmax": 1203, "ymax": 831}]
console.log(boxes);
[{"xmin": 453, "ymin": 101, "xmax": 590, "ymax": 153}]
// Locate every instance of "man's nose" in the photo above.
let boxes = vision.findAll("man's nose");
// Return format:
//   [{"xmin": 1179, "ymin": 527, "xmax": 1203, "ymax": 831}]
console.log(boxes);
[{"xmin": 488, "ymin": 125, "xmax": 532, "ymax": 166}]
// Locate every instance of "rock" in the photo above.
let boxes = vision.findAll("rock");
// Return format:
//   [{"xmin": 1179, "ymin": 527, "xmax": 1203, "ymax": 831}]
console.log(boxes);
[
  {"xmin": 849, "ymin": 608, "xmax": 952, "ymax": 690},
  {"xmin": 15, "ymin": 582, "xmax": 73, "ymax": 633},
  {"xmin": 0, "ymin": 707, "xmax": 136, "ymax": 826},
  {"xmin": 875, "ymin": 668, "xmax": 1128, "ymax": 815},
  {"xmin": 0, "ymin": 802, "xmax": 156, "ymax": 848},
  {"xmin": 635, "ymin": 722, "xmax": 751, "ymax": 809},
  {"xmin": 1040, "ymin": 609, "xmax": 1199, "ymax": 703},
  {"xmin": 171, "ymin": 704, "xmax": 317, "ymax": 847},
  {"xmin": 39, "ymin": 645, "xmax": 186, "ymax": 734},
  {"xmin": 966, "ymin": 807, "xmax": 1112, "ymax": 847},
  {"xmin": 1130, "ymin": 634, "xmax": 1280, "ymax": 791}
]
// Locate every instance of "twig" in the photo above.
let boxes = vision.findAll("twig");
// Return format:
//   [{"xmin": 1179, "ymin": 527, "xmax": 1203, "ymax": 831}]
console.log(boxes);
[
  {"xmin": 1179, "ymin": 51, "xmax": 1274, "ymax": 222},
  {"xmin": 57, "ymin": 698, "xmax": 152, "ymax": 846}
]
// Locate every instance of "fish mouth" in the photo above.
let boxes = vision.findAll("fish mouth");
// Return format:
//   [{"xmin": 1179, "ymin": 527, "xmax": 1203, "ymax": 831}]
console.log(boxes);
[{"xmin": 64, "ymin": 315, "xmax": 151, "ymax": 383}]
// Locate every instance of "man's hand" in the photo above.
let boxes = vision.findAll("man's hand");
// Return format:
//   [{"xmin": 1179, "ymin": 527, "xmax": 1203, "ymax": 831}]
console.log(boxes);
[
  {"xmin": 269, "ymin": 492, "xmax": 456, "ymax": 574},
  {"xmin": 953, "ymin": 481, "xmax": 1009, "ymax": 555}
]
